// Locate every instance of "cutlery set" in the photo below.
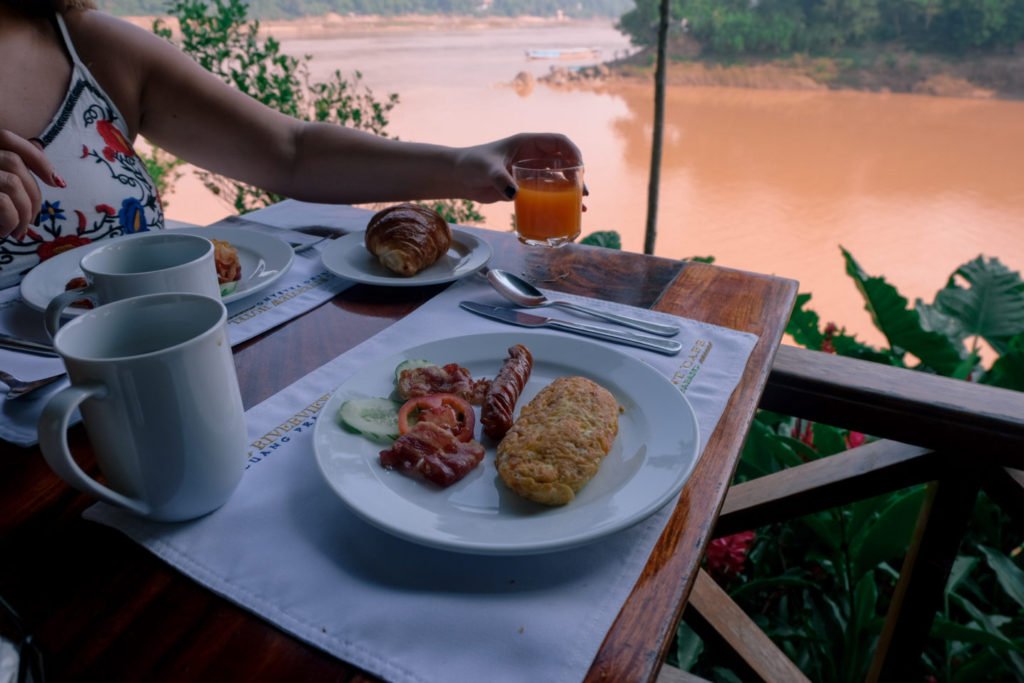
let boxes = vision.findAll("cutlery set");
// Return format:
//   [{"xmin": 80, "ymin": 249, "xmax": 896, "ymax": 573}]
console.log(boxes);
[{"xmin": 462, "ymin": 269, "xmax": 684, "ymax": 356}]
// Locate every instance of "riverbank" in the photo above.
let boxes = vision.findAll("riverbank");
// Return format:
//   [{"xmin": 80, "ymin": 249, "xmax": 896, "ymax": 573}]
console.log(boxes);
[
  {"xmin": 546, "ymin": 40, "xmax": 1024, "ymax": 100},
  {"xmin": 123, "ymin": 12, "xmax": 607, "ymax": 38},
  {"xmin": 125, "ymin": 11, "xmax": 1024, "ymax": 99}
]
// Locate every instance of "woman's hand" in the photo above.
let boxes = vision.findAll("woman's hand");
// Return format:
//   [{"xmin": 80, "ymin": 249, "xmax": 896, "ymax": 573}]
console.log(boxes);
[
  {"xmin": 454, "ymin": 133, "xmax": 584, "ymax": 203},
  {"xmin": 0, "ymin": 129, "xmax": 65, "ymax": 240}
]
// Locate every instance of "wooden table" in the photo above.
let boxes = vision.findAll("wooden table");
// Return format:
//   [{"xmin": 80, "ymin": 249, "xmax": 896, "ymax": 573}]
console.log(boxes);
[{"xmin": 0, "ymin": 217, "xmax": 797, "ymax": 682}]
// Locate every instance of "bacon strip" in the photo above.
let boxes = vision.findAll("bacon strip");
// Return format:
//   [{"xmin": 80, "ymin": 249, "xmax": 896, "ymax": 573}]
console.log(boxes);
[
  {"xmin": 379, "ymin": 421, "xmax": 485, "ymax": 487},
  {"xmin": 397, "ymin": 363, "xmax": 490, "ymax": 405}
]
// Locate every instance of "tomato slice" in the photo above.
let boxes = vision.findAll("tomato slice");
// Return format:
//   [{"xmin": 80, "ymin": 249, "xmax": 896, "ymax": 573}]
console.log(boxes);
[{"xmin": 397, "ymin": 393, "xmax": 476, "ymax": 442}]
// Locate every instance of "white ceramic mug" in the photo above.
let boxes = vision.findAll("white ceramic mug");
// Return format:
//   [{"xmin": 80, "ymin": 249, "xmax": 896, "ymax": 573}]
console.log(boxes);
[
  {"xmin": 39, "ymin": 293, "xmax": 247, "ymax": 522},
  {"xmin": 45, "ymin": 232, "xmax": 221, "ymax": 338}
]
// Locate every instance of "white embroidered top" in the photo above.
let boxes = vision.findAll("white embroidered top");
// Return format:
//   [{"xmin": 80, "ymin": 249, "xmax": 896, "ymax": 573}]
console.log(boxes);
[{"xmin": 0, "ymin": 14, "xmax": 164, "ymax": 279}]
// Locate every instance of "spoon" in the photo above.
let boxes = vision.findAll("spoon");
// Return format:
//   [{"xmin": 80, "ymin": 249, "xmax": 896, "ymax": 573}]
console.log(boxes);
[
  {"xmin": 487, "ymin": 269, "xmax": 680, "ymax": 337},
  {"xmin": 0, "ymin": 369, "xmax": 67, "ymax": 400}
]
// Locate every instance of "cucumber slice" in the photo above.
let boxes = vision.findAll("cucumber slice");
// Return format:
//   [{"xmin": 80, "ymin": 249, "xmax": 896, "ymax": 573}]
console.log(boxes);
[
  {"xmin": 394, "ymin": 358, "xmax": 437, "ymax": 383},
  {"xmin": 338, "ymin": 398, "xmax": 400, "ymax": 442}
]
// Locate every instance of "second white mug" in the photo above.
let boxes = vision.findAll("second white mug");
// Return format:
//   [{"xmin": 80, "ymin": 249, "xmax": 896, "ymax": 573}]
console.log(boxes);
[{"xmin": 44, "ymin": 231, "xmax": 221, "ymax": 338}]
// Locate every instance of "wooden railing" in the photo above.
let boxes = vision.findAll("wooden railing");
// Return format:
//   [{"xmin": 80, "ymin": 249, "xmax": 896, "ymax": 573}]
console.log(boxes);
[{"xmin": 678, "ymin": 344, "xmax": 1024, "ymax": 682}]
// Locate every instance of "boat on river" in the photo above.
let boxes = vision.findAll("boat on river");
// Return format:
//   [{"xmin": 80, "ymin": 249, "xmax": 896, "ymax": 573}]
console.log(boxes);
[{"xmin": 525, "ymin": 47, "xmax": 602, "ymax": 60}]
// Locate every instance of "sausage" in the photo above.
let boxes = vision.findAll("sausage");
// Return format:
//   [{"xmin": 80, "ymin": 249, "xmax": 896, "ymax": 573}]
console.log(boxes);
[{"xmin": 480, "ymin": 344, "xmax": 533, "ymax": 441}]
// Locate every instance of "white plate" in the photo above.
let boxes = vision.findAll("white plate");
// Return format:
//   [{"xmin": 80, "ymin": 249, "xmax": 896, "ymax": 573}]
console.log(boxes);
[
  {"xmin": 312, "ymin": 331, "xmax": 700, "ymax": 555},
  {"xmin": 320, "ymin": 228, "xmax": 492, "ymax": 287},
  {"xmin": 20, "ymin": 226, "xmax": 294, "ymax": 314}
]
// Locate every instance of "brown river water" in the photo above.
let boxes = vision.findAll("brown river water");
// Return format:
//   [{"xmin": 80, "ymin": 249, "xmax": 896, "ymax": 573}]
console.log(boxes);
[{"xmin": 162, "ymin": 20, "xmax": 1024, "ymax": 347}]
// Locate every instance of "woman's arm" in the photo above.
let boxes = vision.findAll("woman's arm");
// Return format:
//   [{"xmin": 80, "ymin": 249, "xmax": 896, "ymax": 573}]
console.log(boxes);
[{"xmin": 65, "ymin": 10, "xmax": 582, "ymax": 205}]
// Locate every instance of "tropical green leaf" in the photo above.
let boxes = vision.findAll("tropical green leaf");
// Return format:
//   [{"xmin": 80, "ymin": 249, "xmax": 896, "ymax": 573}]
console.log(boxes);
[
  {"xmin": 917, "ymin": 299, "xmax": 968, "ymax": 349},
  {"xmin": 673, "ymin": 621, "xmax": 704, "ymax": 669},
  {"xmin": 850, "ymin": 486, "xmax": 927, "ymax": 578},
  {"xmin": 931, "ymin": 616, "xmax": 1023, "ymax": 651},
  {"xmin": 978, "ymin": 545, "xmax": 1024, "ymax": 610},
  {"xmin": 580, "ymin": 231, "xmax": 622, "ymax": 249},
  {"xmin": 842, "ymin": 247, "xmax": 964, "ymax": 375},
  {"xmin": 811, "ymin": 423, "xmax": 847, "ymax": 456},
  {"xmin": 730, "ymin": 574, "xmax": 825, "ymax": 600},
  {"xmin": 935, "ymin": 256, "xmax": 1024, "ymax": 354},
  {"xmin": 947, "ymin": 555, "xmax": 980, "ymax": 595},
  {"xmin": 950, "ymin": 593, "xmax": 1024, "ymax": 655},
  {"xmin": 801, "ymin": 511, "xmax": 844, "ymax": 552},
  {"xmin": 830, "ymin": 334, "xmax": 897, "ymax": 365},
  {"xmin": 787, "ymin": 293, "xmax": 825, "ymax": 350},
  {"xmin": 981, "ymin": 333, "xmax": 1024, "ymax": 391}
]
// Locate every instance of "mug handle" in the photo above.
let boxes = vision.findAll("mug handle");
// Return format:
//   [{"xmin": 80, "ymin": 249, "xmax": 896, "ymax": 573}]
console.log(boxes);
[
  {"xmin": 45, "ymin": 286, "xmax": 95, "ymax": 339},
  {"xmin": 38, "ymin": 382, "xmax": 151, "ymax": 517}
]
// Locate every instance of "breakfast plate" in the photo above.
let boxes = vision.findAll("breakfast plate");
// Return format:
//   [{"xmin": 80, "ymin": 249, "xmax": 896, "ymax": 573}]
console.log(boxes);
[
  {"xmin": 319, "ymin": 227, "xmax": 492, "ymax": 287},
  {"xmin": 312, "ymin": 331, "xmax": 700, "ymax": 555},
  {"xmin": 20, "ymin": 226, "xmax": 294, "ymax": 314}
]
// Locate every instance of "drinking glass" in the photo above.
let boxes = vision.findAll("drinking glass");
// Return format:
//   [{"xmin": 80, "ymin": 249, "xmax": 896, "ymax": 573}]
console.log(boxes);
[
  {"xmin": 512, "ymin": 159, "xmax": 584, "ymax": 248},
  {"xmin": 511, "ymin": 158, "xmax": 584, "ymax": 284}
]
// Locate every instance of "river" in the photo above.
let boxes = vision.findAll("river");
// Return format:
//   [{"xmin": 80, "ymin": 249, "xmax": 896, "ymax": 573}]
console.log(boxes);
[{"xmin": 162, "ymin": 19, "xmax": 1024, "ymax": 349}]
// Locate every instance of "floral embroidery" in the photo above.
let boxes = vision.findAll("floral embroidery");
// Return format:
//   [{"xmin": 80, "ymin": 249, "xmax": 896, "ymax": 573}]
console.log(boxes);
[
  {"xmin": 38, "ymin": 201, "xmax": 66, "ymax": 229},
  {"xmin": 38, "ymin": 235, "xmax": 92, "ymax": 262},
  {"xmin": 0, "ymin": 73, "xmax": 163, "ymax": 275},
  {"xmin": 96, "ymin": 119, "xmax": 133, "ymax": 158},
  {"xmin": 119, "ymin": 197, "xmax": 148, "ymax": 234}
]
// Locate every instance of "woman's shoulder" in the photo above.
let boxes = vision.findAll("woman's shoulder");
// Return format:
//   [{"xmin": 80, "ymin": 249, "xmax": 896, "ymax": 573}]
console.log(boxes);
[{"xmin": 60, "ymin": 9, "xmax": 173, "ymax": 136}]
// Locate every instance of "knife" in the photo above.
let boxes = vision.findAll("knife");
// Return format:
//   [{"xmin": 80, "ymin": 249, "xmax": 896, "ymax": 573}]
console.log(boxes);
[
  {"xmin": 0, "ymin": 333, "xmax": 59, "ymax": 357},
  {"xmin": 459, "ymin": 301, "xmax": 683, "ymax": 356}
]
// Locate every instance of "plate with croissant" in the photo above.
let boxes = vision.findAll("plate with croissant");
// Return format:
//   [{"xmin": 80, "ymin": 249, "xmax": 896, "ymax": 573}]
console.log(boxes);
[{"xmin": 320, "ymin": 203, "xmax": 492, "ymax": 287}]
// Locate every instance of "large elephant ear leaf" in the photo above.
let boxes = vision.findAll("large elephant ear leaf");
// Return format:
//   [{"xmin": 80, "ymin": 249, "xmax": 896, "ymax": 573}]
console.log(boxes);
[
  {"xmin": 842, "ymin": 247, "xmax": 963, "ymax": 375},
  {"xmin": 935, "ymin": 256, "xmax": 1024, "ymax": 355},
  {"xmin": 786, "ymin": 293, "xmax": 824, "ymax": 350},
  {"xmin": 981, "ymin": 333, "xmax": 1024, "ymax": 391}
]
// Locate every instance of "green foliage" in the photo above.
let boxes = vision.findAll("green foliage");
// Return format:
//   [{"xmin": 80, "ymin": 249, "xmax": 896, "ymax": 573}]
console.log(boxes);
[
  {"xmin": 618, "ymin": 0, "xmax": 1024, "ymax": 54},
  {"xmin": 580, "ymin": 230, "xmax": 622, "ymax": 249},
  {"xmin": 97, "ymin": 0, "xmax": 633, "ymax": 19},
  {"xmin": 682, "ymin": 250, "xmax": 1024, "ymax": 681},
  {"xmin": 153, "ymin": 0, "xmax": 400, "ymax": 214},
  {"xmin": 137, "ymin": 145, "xmax": 186, "ymax": 206},
  {"xmin": 417, "ymin": 199, "xmax": 483, "ymax": 225}
]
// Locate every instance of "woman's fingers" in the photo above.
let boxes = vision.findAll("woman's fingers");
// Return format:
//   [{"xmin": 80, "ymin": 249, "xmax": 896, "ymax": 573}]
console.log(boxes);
[
  {"xmin": 508, "ymin": 132, "xmax": 583, "ymax": 166},
  {"xmin": 0, "ymin": 129, "xmax": 64, "ymax": 239}
]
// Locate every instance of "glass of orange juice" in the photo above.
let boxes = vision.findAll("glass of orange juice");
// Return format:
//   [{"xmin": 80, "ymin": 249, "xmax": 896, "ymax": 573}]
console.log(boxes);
[{"xmin": 512, "ymin": 159, "xmax": 584, "ymax": 248}]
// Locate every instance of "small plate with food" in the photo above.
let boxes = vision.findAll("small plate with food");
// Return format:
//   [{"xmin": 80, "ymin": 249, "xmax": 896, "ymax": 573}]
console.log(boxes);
[
  {"xmin": 20, "ymin": 226, "xmax": 294, "ymax": 315},
  {"xmin": 173, "ymin": 226, "xmax": 294, "ymax": 303},
  {"xmin": 312, "ymin": 331, "xmax": 700, "ymax": 555},
  {"xmin": 319, "ymin": 203, "xmax": 492, "ymax": 287}
]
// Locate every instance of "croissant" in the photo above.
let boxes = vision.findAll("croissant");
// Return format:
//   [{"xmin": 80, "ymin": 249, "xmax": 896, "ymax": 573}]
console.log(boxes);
[{"xmin": 364, "ymin": 203, "xmax": 452, "ymax": 277}]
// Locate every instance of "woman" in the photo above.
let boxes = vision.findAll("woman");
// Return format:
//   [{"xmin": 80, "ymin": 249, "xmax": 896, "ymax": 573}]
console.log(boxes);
[{"xmin": 0, "ymin": 0, "xmax": 582, "ymax": 277}]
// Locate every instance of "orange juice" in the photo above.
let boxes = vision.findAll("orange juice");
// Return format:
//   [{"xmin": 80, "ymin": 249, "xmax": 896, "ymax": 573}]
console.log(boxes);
[{"xmin": 513, "ymin": 176, "xmax": 582, "ymax": 246}]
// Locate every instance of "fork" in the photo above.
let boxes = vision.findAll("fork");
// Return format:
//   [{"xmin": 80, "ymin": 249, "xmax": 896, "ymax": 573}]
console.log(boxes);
[{"xmin": 0, "ymin": 369, "xmax": 67, "ymax": 400}]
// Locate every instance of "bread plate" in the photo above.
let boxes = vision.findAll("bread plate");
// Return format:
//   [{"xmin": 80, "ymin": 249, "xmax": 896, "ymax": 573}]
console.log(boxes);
[
  {"xmin": 320, "ymin": 228, "xmax": 492, "ymax": 287},
  {"xmin": 312, "ymin": 331, "xmax": 700, "ymax": 555}
]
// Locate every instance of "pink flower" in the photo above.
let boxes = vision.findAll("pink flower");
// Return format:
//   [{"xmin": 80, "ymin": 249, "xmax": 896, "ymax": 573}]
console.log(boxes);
[
  {"xmin": 846, "ymin": 431, "xmax": 866, "ymax": 449},
  {"xmin": 705, "ymin": 531, "xmax": 756, "ymax": 581}
]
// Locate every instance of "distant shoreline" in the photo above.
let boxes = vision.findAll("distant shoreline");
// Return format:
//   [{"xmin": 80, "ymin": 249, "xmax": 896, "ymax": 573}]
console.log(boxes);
[
  {"xmin": 125, "ymin": 12, "xmax": 1024, "ymax": 100},
  {"xmin": 124, "ymin": 13, "xmax": 612, "ymax": 38}
]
